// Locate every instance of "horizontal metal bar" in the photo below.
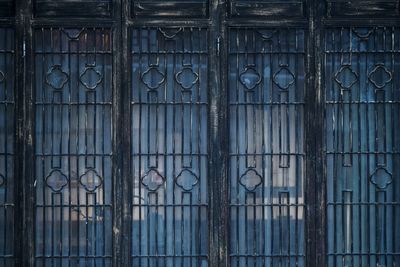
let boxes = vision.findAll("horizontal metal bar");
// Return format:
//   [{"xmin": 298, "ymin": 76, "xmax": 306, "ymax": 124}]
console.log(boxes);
[
  {"xmin": 35, "ymin": 204, "xmax": 113, "ymax": 208},
  {"xmin": 325, "ymin": 51, "xmax": 400, "ymax": 54},
  {"xmin": 327, "ymin": 252, "xmax": 400, "ymax": 256},
  {"xmin": 131, "ymin": 254, "xmax": 208, "ymax": 258},
  {"xmin": 0, "ymin": 153, "xmax": 14, "ymax": 156},
  {"xmin": 126, "ymin": 19, "xmax": 211, "ymax": 27},
  {"xmin": 35, "ymin": 153, "xmax": 113, "ymax": 156},
  {"xmin": 323, "ymin": 18, "xmax": 400, "ymax": 27},
  {"xmin": 34, "ymin": 51, "xmax": 112, "ymax": 55},
  {"xmin": 229, "ymin": 153, "xmax": 305, "ymax": 156},
  {"xmin": 325, "ymin": 101, "xmax": 400, "ymax": 105},
  {"xmin": 327, "ymin": 202, "xmax": 400, "ymax": 206},
  {"xmin": 0, "ymin": 204, "xmax": 15, "ymax": 207},
  {"xmin": 35, "ymin": 255, "xmax": 113, "ymax": 259},
  {"xmin": 229, "ymin": 102, "xmax": 305, "ymax": 106},
  {"xmin": 132, "ymin": 153, "xmax": 208, "ymax": 156},
  {"xmin": 31, "ymin": 19, "xmax": 116, "ymax": 28},
  {"xmin": 226, "ymin": 19, "xmax": 307, "ymax": 27},
  {"xmin": 230, "ymin": 254, "xmax": 306, "ymax": 257},
  {"xmin": 0, "ymin": 255, "xmax": 14, "ymax": 258},
  {"xmin": 131, "ymin": 51, "xmax": 208, "ymax": 55},
  {"xmin": 229, "ymin": 203, "xmax": 305, "ymax": 207},
  {"xmin": 131, "ymin": 204, "xmax": 208, "ymax": 207},
  {"xmin": 35, "ymin": 102, "xmax": 113, "ymax": 106},
  {"xmin": 131, "ymin": 102, "xmax": 208, "ymax": 106},
  {"xmin": 326, "ymin": 151, "xmax": 400, "ymax": 155},
  {"xmin": 228, "ymin": 51, "xmax": 305, "ymax": 55}
]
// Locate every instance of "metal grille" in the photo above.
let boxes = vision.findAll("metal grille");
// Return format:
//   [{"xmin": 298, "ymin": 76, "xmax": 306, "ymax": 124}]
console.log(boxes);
[
  {"xmin": 325, "ymin": 27, "xmax": 400, "ymax": 267},
  {"xmin": 0, "ymin": 27, "xmax": 14, "ymax": 267},
  {"xmin": 228, "ymin": 28, "xmax": 306, "ymax": 266},
  {"xmin": 130, "ymin": 27, "xmax": 209, "ymax": 267},
  {"xmin": 34, "ymin": 27, "xmax": 113, "ymax": 266}
]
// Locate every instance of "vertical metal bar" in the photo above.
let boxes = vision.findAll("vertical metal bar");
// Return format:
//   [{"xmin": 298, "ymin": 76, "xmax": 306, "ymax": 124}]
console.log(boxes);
[
  {"xmin": 209, "ymin": 0, "xmax": 228, "ymax": 266},
  {"xmin": 15, "ymin": 0, "xmax": 24, "ymax": 266},
  {"xmin": 305, "ymin": 0, "xmax": 325, "ymax": 266},
  {"xmin": 120, "ymin": 0, "xmax": 131, "ymax": 266}
]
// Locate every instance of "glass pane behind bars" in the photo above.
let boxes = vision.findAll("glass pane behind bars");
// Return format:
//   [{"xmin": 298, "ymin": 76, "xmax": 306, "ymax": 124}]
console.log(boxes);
[
  {"xmin": 0, "ymin": 28, "xmax": 15, "ymax": 267},
  {"xmin": 130, "ymin": 28, "xmax": 209, "ymax": 267},
  {"xmin": 34, "ymin": 28, "xmax": 113, "ymax": 266},
  {"xmin": 325, "ymin": 27, "xmax": 400, "ymax": 267},
  {"xmin": 228, "ymin": 28, "xmax": 306, "ymax": 266}
]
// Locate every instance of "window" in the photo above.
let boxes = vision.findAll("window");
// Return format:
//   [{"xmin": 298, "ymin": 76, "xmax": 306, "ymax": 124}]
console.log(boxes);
[{"xmin": 0, "ymin": 1, "xmax": 399, "ymax": 266}]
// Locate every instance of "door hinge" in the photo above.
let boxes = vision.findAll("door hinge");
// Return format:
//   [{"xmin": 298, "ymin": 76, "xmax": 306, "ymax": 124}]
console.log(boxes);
[{"xmin": 216, "ymin": 36, "xmax": 222, "ymax": 56}]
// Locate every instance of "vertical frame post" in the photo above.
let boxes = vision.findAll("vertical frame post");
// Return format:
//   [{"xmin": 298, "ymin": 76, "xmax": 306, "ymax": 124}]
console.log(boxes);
[
  {"xmin": 17, "ymin": 0, "xmax": 35, "ymax": 265},
  {"xmin": 305, "ymin": 0, "xmax": 326, "ymax": 266},
  {"xmin": 209, "ymin": 0, "xmax": 229, "ymax": 266}
]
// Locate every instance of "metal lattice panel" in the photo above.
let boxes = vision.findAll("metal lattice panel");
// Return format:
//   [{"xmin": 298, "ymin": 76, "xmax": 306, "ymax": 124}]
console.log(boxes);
[
  {"xmin": 130, "ymin": 27, "xmax": 209, "ymax": 267},
  {"xmin": 325, "ymin": 27, "xmax": 400, "ymax": 267},
  {"xmin": 0, "ymin": 27, "xmax": 14, "ymax": 267},
  {"xmin": 228, "ymin": 28, "xmax": 306, "ymax": 266},
  {"xmin": 34, "ymin": 28, "xmax": 113, "ymax": 266}
]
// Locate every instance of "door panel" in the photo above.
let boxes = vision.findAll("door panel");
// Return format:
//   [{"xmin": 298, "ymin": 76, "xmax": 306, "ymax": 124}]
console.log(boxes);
[
  {"xmin": 228, "ymin": 28, "xmax": 306, "ymax": 267},
  {"xmin": 325, "ymin": 27, "xmax": 400, "ymax": 267},
  {"xmin": 130, "ymin": 27, "xmax": 209, "ymax": 267},
  {"xmin": 34, "ymin": 27, "xmax": 113, "ymax": 266},
  {"xmin": 33, "ymin": 0, "xmax": 112, "ymax": 18},
  {"xmin": 131, "ymin": 0, "xmax": 209, "ymax": 18},
  {"xmin": 228, "ymin": 0, "xmax": 305, "ymax": 18},
  {"xmin": 0, "ymin": 27, "xmax": 15, "ymax": 267}
]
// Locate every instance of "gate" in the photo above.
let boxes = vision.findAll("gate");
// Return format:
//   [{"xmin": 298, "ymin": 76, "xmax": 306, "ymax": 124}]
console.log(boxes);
[{"xmin": 0, "ymin": 1, "xmax": 399, "ymax": 266}]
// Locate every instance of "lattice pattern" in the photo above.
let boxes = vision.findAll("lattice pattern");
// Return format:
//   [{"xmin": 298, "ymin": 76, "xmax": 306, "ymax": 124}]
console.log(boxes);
[
  {"xmin": 228, "ymin": 28, "xmax": 306, "ymax": 267},
  {"xmin": 325, "ymin": 26, "xmax": 400, "ymax": 267},
  {"xmin": 34, "ymin": 28, "xmax": 113, "ymax": 267},
  {"xmin": 130, "ymin": 27, "xmax": 209, "ymax": 267},
  {"xmin": 0, "ymin": 27, "xmax": 15, "ymax": 267}
]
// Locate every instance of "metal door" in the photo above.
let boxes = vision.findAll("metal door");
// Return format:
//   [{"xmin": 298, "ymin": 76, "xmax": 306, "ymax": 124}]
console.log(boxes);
[{"xmin": 0, "ymin": 1, "xmax": 399, "ymax": 267}]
